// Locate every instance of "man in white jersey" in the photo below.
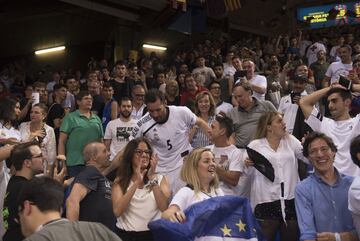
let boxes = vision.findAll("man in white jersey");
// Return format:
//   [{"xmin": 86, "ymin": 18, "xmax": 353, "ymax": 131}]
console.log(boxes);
[
  {"xmin": 104, "ymin": 97, "xmax": 137, "ymax": 160},
  {"xmin": 131, "ymin": 89, "xmax": 211, "ymax": 195},
  {"xmin": 323, "ymin": 45, "xmax": 353, "ymax": 87},
  {"xmin": 207, "ymin": 112, "xmax": 245, "ymax": 196},
  {"xmin": 300, "ymin": 86, "xmax": 360, "ymax": 176}
]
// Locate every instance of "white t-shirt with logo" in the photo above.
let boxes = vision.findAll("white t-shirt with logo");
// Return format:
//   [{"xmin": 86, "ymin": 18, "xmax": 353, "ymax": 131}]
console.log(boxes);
[
  {"xmin": 325, "ymin": 61, "xmax": 353, "ymax": 84},
  {"xmin": 208, "ymin": 144, "xmax": 245, "ymax": 195},
  {"xmin": 104, "ymin": 118, "xmax": 137, "ymax": 160}
]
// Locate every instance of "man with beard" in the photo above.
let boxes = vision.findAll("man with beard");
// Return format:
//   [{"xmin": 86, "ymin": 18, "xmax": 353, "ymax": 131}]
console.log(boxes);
[
  {"xmin": 104, "ymin": 97, "xmax": 137, "ymax": 161},
  {"xmin": 66, "ymin": 142, "xmax": 116, "ymax": 231},
  {"xmin": 3, "ymin": 142, "xmax": 45, "ymax": 241},
  {"xmin": 213, "ymin": 63, "xmax": 233, "ymax": 103},
  {"xmin": 110, "ymin": 60, "xmax": 132, "ymax": 102},
  {"xmin": 47, "ymin": 84, "xmax": 67, "ymax": 144},
  {"xmin": 131, "ymin": 89, "xmax": 211, "ymax": 195}
]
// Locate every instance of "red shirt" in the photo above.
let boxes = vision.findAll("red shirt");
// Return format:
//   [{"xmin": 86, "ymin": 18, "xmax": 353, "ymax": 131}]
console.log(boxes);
[{"xmin": 180, "ymin": 86, "xmax": 208, "ymax": 106}]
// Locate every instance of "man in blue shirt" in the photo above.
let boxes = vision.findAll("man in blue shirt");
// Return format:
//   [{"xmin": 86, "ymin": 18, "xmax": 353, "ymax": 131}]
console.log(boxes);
[{"xmin": 295, "ymin": 132, "xmax": 358, "ymax": 241}]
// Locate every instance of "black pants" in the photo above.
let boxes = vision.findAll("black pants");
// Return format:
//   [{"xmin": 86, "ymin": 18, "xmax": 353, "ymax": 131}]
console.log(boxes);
[
  {"xmin": 255, "ymin": 199, "xmax": 298, "ymax": 241},
  {"xmin": 115, "ymin": 228, "xmax": 154, "ymax": 241}
]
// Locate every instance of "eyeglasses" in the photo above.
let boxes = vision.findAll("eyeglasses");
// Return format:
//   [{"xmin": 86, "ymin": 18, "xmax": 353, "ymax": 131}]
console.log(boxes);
[
  {"xmin": 135, "ymin": 94, "xmax": 145, "ymax": 97},
  {"xmin": 134, "ymin": 149, "xmax": 151, "ymax": 156},
  {"xmin": 309, "ymin": 146, "xmax": 331, "ymax": 157},
  {"xmin": 31, "ymin": 154, "xmax": 43, "ymax": 159}
]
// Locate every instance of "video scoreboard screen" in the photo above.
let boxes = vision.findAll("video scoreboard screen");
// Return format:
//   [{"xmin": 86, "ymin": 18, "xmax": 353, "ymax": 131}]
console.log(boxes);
[{"xmin": 297, "ymin": 1, "xmax": 360, "ymax": 29}]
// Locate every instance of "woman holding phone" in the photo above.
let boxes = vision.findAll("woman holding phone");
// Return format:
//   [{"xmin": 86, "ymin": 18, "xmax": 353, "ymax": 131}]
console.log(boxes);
[
  {"xmin": 19, "ymin": 103, "xmax": 56, "ymax": 175},
  {"xmin": 112, "ymin": 137, "xmax": 170, "ymax": 241}
]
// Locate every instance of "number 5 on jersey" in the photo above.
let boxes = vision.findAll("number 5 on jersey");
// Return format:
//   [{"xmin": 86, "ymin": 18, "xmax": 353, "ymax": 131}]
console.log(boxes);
[{"xmin": 166, "ymin": 139, "xmax": 173, "ymax": 150}]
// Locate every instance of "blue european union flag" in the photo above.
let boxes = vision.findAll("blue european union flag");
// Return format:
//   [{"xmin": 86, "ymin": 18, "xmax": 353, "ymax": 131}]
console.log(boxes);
[{"xmin": 148, "ymin": 196, "xmax": 266, "ymax": 241}]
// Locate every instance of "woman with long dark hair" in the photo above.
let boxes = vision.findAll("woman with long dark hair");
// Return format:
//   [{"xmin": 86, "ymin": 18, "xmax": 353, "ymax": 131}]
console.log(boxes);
[
  {"xmin": 0, "ymin": 97, "xmax": 21, "ymax": 144},
  {"xmin": 112, "ymin": 137, "xmax": 170, "ymax": 241}
]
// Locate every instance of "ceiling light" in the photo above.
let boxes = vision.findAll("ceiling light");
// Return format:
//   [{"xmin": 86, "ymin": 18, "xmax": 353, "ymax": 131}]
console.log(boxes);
[
  {"xmin": 142, "ymin": 44, "xmax": 167, "ymax": 51},
  {"xmin": 35, "ymin": 46, "xmax": 66, "ymax": 55}
]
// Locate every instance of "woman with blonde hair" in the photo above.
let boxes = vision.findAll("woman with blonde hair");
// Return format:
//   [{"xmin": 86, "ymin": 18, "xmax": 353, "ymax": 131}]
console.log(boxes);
[
  {"xmin": 165, "ymin": 80, "xmax": 180, "ymax": 106},
  {"xmin": 244, "ymin": 111, "xmax": 307, "ymax": 241},
  {"xmin": 162, "ymin": 148, "xmax": 223, "ymax": 223},
  {"xmin": 189, "ymin": 91, "xmax": 215, "ymax": 148}
]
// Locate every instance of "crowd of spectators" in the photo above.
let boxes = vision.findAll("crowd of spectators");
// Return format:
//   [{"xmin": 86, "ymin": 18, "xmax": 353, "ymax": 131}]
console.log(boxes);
[{"xmin": 1, "ymin": 25, "xmax": 360, "ymax": 241}]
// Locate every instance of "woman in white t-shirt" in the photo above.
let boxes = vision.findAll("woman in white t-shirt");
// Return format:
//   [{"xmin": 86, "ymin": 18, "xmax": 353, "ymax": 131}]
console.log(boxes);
[
  {"xmin": 244, "ymin": 112, "xmax": 306, "ymax": 241},
  {"xmin": 112, "ymin": 137, "xmax": 171, "ymax": 241},
  {"xmin": 162, "ymin": 148, "xmax": 223, "ymax": 224}
]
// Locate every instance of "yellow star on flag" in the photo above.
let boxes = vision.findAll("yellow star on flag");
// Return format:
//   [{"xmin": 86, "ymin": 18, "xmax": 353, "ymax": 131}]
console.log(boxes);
[
  {"xmin": 235, "ymin": 219, "xmax": 246, "ymax": 232},
  {"xmin": 220, "ymin": 224, "xmax": 232, "ymax": 236}
]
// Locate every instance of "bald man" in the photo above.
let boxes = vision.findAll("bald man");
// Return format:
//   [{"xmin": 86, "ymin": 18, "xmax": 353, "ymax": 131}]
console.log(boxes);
[{"xmin": 66, "ymin": 142, "xmax": 116, "ymax": 231}]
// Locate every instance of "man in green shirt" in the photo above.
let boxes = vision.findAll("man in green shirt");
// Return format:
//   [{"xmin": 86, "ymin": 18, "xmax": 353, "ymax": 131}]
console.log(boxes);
[{"xmin": 58, "ymin": 90, "xmax": 103, "ymax": 177}]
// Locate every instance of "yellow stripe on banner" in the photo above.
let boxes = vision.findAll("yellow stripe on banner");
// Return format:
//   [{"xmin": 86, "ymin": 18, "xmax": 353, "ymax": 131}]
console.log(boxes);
[
  {"xmin": 228, "ymin": 0, "xmax": 234, "ymax": 11},
  {"xmin": 224, "ymin": 0, "xmax": 229, "ymax": 12},
  {"xmin": 177, "ymin": 0, "xmax": 186, "ymax": 3},
  {"xmin": 235, "ymin": 0, "xmax": 241, "ymax": 10}
]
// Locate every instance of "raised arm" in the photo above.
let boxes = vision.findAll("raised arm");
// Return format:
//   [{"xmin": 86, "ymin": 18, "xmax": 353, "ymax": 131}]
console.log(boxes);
[
  {"xmin": 195, "ymin": 117, "xmax": 211, "ymax": 138},
  {"xmin": 111, "ymin": 164, "xmax": 148, "ymax": 217},
  {"xmin": 300, "ymin": 86, "xmax": 331, "ymax": 119},
  {"xmin": 250, "ymin": 83, "xmax": 266, "ymax": 94}
]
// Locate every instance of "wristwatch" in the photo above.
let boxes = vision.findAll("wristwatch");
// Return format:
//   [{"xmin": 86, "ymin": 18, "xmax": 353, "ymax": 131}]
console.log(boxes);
[{"xmin": 148, "ymin": 179, "xmax": 159, "ymax": 186}]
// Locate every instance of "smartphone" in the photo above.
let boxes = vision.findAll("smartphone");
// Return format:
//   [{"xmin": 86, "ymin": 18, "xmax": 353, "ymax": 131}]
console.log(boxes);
[
  {"xmin": 31, "ymin": 92, "xmax": 40, "ymax": 106},
  {"xmin": 339, "ymin": 75, "xmax": 352, "ymax": 90},
  {"xmin": 290, "ymin": 92, "xmax": 301, "ymax": 104},
  {"xmin": 238, "ymin": 70, "xmax": 247, "ymax": 78},
  {"xmin": 57, "ymin": 160, "xmax": 63, "ymax": 174}
]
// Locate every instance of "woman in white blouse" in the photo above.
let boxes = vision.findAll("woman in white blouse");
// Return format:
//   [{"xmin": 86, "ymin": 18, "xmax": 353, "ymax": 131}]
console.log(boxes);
[
  {"xmin": 244, "ymin": 111, "xmax": 306, "ymax": 241},
  {"xmin": 19, "ymin": 103, "xmax": 56, "ymax": 175},
  {"xmin": 162, "ymin": 148, "xmax": 223, "ymax": 224},
  {"xmin": 112, "ymin": 137, "xmax": 170, "ymax": 241},
  {"xmin": 0, "ymin": 97, "xmax": 21, "ymax": 144}
]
